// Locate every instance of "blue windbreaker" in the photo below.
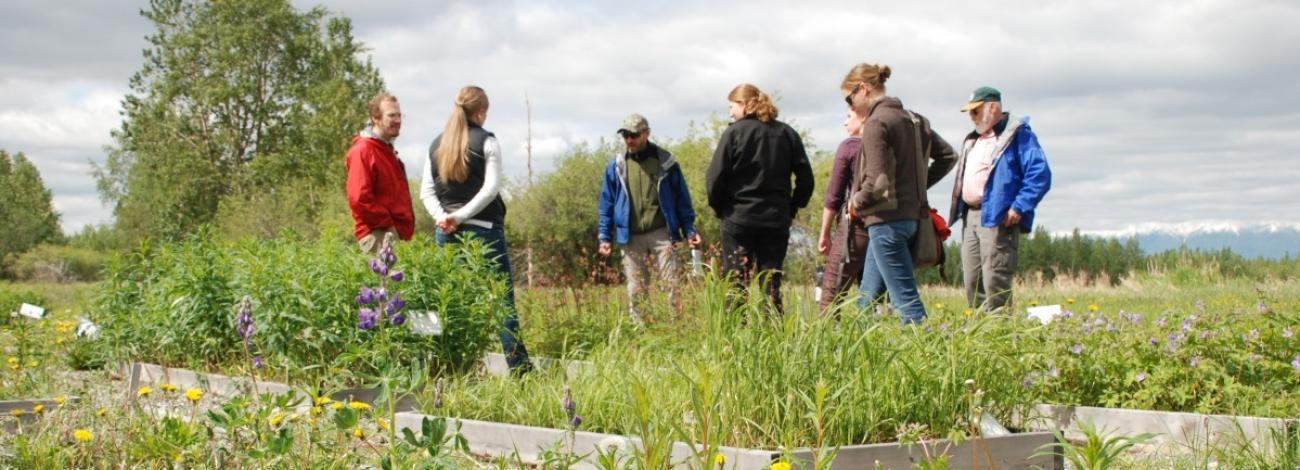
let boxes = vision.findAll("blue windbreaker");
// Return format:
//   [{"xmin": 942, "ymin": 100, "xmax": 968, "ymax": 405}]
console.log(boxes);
[
  {"xmin": 597, "ymin": 145, "xmax": 698, "ymax": 244},
  {"xmin": 948, "ymin": 115, "xmax": 1051, "ymax": 232}
]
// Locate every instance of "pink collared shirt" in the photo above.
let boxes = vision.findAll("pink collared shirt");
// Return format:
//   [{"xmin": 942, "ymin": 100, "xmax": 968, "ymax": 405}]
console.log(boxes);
[{"xmin": 961, "ymin": 133, "xmax": 998, "ymax": 206}]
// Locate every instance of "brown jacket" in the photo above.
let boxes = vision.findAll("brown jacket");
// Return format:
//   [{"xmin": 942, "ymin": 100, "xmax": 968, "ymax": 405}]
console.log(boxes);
[{"xmin": 849, "ymin": 97, "xmax": 956, "ymax": 226}]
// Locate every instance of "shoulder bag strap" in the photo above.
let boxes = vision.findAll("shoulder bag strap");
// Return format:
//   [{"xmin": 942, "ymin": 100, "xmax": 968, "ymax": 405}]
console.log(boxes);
[{"xmin": 906, "ymin": 111, "xmax": 929, "ymax": 211}]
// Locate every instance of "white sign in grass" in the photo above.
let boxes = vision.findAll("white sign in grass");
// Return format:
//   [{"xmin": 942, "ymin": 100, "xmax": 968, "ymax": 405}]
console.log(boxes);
[
  {"xmin": 17, "ymin": 303, "xmax": 45, "ymax": 320},
  {"xmin": 407, "ymin": 311, "xmax": 443, "ymax": 336},
  {"xmin": 1027, "ymin": 304, "xmax": 1063, "ymax": 324}
]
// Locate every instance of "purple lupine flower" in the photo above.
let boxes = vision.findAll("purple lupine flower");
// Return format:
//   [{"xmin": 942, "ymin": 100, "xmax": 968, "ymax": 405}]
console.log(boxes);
[
  {"xmin": 1182, "ymin": 316, "xmax": 1196, "ymax": 332},
  {"xmin": 570, "ymin": 415, "xmax": 583, "ymax": 429},
  {"xmin": 387, "ymin": 293, "xmax": 406, "ymax": 315},
  {"xmin": 369, "ymin": 259, "xmax": 388, "ymax": 276},
  {"xmin": 356, "ymin": 287, "xmax": 375, "ymax": 306},
  {"xmin": 1257, "ymin": 300, "xmax": 1268, "ymax": 312},
  {"xmin": 381, "ymin": 247, "xmax": 397, "ymax": 268},
  {"xmin": 1061, "ymin": 310, "xmax": 1073, "ymax": 320},
  {"xmin": 1284, "ymin": 328, "xmax": 1294, "ymax": 339},
  {"xmin": 1082, "ymin": 324, "xmax": 1092, "ymax": 335},
  {"xmin": 253, "ymin": 355, "xmax": 264, "ymax": 369},
  {"xmin": 1149, "ymin": 337, "xmax": 1160, "ymax": 347},
  {"xmin": 389, "ymin": 271, "xmax": 404, "ymax": 282},
  {"xmin": 390, "ymin": 313, "xmax": 406, "ymax": 326},
  {"xmin": 358, "ymin": 308, "xmax": 379, "ymax": 330},
  {"xmin": 1292, "ymin": 357, "xmax": 1300, "ymax": 371},
  {"xmin": 236, "ymin": 296, "xmax": 256, "ymax": 345},
  {"xmin": 1136, "ymin": 372, "xmax": 1147, "ymax": 383},
  {"xmin": 1124, "ymin": 312, "xmax": 1143, "ymax": 324},
  {"xmin": 562, "ymin": 385, "xmax": 577, "ymax": 421},
  {"xmin": 1189, "ymin": 356, "xmax": 1200, "ymax": 368},
  {"xmin": 376, "ymin": 288, "xmax": 388, "ymax": 304},
  {"xmin": 1070, "ymin": 344, "xmax": 1084, "ymax": 355}
]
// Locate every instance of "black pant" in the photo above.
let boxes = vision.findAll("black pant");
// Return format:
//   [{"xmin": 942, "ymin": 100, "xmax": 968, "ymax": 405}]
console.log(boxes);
[{"xmin": 720, "ymin": 220, "xmax": 791, "ymax": 313}]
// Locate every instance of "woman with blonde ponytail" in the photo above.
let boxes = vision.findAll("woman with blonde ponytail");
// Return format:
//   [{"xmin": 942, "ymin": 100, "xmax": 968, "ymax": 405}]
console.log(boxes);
[
  {"xmin": 840, "ymin": 63, "xmax": 957, "ymax": 324},
  {"xmin": 420, "ymin": 85, "xmax": 531, "ymax": 373},
  {"xmin": 705, "ymin": 83, "xmax": 815, "ymax": 313}
]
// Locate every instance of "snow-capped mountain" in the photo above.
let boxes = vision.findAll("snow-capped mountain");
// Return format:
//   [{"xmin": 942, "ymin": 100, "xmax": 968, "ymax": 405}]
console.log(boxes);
[{"xmin": 1079, "ymin": 221, "xmax": 1300, "ymax": 259}]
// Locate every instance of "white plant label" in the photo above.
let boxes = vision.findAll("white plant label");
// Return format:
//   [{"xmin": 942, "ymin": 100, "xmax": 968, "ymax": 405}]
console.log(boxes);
[
  {"xmin": 407, "ymin": 311, "xmax": 443, "ymax": 336},
  {"xmin": 1027, "ymin": 304, "xmax": 1063, "ymax": 325},
  {"xmin": 77, "ymin": 317, "xmax": 100, "ymax": 338},
  {"xmin": 18, "ymin": 303, "xmax": 45, "ymax": 319}
]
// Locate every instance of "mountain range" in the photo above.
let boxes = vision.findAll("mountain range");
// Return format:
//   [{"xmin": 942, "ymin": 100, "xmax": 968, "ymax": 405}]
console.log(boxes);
[{"xmin": 1077, "ymin": 222, "xmax": 1300, "ymax": 260}]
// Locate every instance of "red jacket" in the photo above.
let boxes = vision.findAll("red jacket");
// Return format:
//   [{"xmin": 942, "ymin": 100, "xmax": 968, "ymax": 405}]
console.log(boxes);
[{"xmin": 345, "ymin": 134, "xmax": 414, "ymax": 241}]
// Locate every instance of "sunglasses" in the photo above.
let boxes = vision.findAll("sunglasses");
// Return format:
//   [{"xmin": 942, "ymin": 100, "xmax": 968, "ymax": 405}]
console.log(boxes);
[
  {"xmin": 844, "ymin": 83, "xmax": 862, "ymax": 106},
  {"xmin": 621, "ymin": 131, "xmax": 642, "ymax": 139}
]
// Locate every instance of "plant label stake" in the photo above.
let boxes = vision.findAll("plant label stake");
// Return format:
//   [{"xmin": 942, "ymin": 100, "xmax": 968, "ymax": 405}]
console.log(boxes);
[
  {"xmin": 17, "ymin": 303, "xmax": 45, "ymax": 320},
  {"xmin": 1026, "ymin": 304, "xmax": 1063, "ymax": 325},
  {"xmin": 408, "ymin": 311, "xmax": 443, "ymax": 336}
]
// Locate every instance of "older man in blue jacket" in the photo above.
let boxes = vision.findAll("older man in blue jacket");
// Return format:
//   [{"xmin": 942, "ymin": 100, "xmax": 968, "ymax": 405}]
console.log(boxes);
[
  {"xmin": 949, "ymin": 87, "xmax": 1052, "ymax": 311},
  {"xmin": 598, "ymin": 114, "xmax": 702, "ymax": 323}
]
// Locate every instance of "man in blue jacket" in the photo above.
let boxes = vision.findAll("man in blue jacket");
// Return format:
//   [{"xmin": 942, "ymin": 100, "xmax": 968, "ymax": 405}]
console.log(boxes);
[
  {"xmin": 949, "ymin": 87, "xmax": 1052, "ymax": 311},
  {"xmin": 598, "ymin": 114, "xmax": 702, "ymax": 323}
]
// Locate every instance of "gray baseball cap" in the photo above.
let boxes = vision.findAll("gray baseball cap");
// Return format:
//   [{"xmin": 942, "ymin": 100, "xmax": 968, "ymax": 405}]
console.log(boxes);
[{"xmin": 617, "ymin": 113, "xmax": 650, "ymax": 134}]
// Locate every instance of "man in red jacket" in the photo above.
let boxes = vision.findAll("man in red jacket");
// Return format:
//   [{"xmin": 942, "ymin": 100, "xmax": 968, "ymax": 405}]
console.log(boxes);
[{"xmin": 346, "ymin": 93, "xmax": 415, "ymax": 253}]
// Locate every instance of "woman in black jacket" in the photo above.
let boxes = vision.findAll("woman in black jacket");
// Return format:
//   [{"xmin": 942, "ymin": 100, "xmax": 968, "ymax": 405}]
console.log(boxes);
[{"xmin": 705, "ymin": 83, "xmax": 815, "ymax": 313}]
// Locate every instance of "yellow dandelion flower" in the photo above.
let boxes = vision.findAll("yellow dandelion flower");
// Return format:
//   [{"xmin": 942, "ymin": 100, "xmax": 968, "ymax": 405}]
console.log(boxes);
[
  {"xmin": 10, "ymin": 409, "xmax": 24, "ymax": 417},
  {"xmin": 330, "ymin": 402, "xmax": 343, "ymax": 411},
  {"xmin": 55, "ymin": 395, "xmax": 66, "ymax": 407},
  {"xmin": 770, "ymin": 462, "xmax": 790, "ymax": 470},
  {"xmin": 184, "ymin": 388, "xmax": 203, "ymax": 403},
  {"xmin": 55, "ymin": 338, "xmax": 66, "ymax": 345},
  {"xmin": 27, "ymin": 360, "xmax": 37, "ymax": 368},
  {"xmin": 348, "ymin": 401, "xmax": 371, "ymax": 411},
  {"xmin": 1067, "ymin": 298, "xmax": 1076, "ymax": 305},
  {"xmin": 1028, "ymin": 300, "xmax": 1039, "ymax": 307},
  {"xmin": 74, "ymin": 429, "xmax": 94, "ymax": 442},
  {"xmin": 269, "ymin": 413, "xmax": 285, "ymax": 427},
  {"xmin": 95, "ymin": 408, "xmax": 107, "ymax": 417},
  {"xmin": 5, "ymin": 357, "xmax": 16, "ymax": 365},
  {"xmin": 964, "ymin": 308, "xmax": 974, "ymax": 317},
  {"xmin": 174, "ymin": 453, "xmax": 183, "ymax": 463},
  {"xmin": 314, "ymin": 396, "xmax": 332, "ymax": 406},
  {"xmin": 311, "ymin": 406, "xmax": 324, "ymax": 416},
  {"xmin": 377, "ymin": 418, "xmax": 390, "ymax": 431},
  {"xmin": 353, "ymin": 427, "xmax": 365, "ymax": 439},
  {"xmin": 714, "ymin": 452, "xmax": 726, "ymax": 466},
  {"xmin": 137, "ymin": 386, "xmax": 154, "ymax": 397},
  {"xmin": 935, "ymin": 303, "xmax": 945, "ymax": 310},
  {"xmin": 1088, "ymin": 304, "xmax": 1100, "ymax": 313},
  {"xmin": 160, "ymin": 383, "xmax": 178, "ymax": 393},
  {"xmin": 32, "ymin": 404, "xmax": 44, "ymax": 414}
]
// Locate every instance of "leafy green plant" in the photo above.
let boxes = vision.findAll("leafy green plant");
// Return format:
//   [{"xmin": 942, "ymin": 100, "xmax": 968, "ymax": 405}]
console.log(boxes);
[{"xmin": 1035, "ymin": 420, "xmax": 1154, "ymax": 470}]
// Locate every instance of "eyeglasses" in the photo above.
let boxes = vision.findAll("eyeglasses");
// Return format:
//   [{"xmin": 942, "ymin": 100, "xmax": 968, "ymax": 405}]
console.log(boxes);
[
  {"xmin": 844, "ymin": 83, "xmax": 862, "ymax": 106},
  {"xmin": 621, "ymin": 131, "xmax": 642, "ymax": 140}
]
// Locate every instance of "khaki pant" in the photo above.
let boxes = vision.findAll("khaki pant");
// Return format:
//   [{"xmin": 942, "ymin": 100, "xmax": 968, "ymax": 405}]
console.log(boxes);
[
  {"xmin": 622, "ymin": 227, "xmax": 681, "ymax": 322},
  {"xmin": 358, "ymin": 228, "xmax": 399, "ymax": 255},
  {"xmin": 961, "ymin": 209, "xmax": 1020, "ymax": 311}
]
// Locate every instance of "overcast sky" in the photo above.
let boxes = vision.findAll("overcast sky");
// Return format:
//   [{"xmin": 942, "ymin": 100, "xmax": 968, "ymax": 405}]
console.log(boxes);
[{"xmin": 3, "ymin": 0, "xmax": 1298, "ymax": 235}]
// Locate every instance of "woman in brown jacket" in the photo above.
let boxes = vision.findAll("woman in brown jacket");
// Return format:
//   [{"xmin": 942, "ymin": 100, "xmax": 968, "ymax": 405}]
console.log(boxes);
[{"xmin": 842, "ymin": 63, "xmax": 956, "ymax": 324}]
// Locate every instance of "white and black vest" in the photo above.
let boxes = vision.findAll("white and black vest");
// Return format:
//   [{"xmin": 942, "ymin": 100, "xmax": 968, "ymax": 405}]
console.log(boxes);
[{"xmin": 427, "ymin": 124, "xmax": 507, "ymax": 226}]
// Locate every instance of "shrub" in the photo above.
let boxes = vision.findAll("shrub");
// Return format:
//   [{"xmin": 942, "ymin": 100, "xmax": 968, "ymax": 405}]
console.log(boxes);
[
  {"xmin": 91, "ymin": 229, "xmax": 507, "ymax": 377},
  {"xmin": 5, "ymin": 244, "xmax": 110, "ymax": 282}
]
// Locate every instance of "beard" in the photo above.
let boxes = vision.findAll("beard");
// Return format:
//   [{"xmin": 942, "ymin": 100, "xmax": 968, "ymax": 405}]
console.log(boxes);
[{"xmin": 974, "ymin": 104, "xmax": 1001, "ymax": 135}]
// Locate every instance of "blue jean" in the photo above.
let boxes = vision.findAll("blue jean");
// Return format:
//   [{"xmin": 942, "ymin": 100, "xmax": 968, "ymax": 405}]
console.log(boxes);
[
  {"xmin": 435, "ymin": 225, "xmax": 530, "ymax": 370},
  {"xmin": 857, "ymin": 219, "xmax": 927, "ymax": 324}
]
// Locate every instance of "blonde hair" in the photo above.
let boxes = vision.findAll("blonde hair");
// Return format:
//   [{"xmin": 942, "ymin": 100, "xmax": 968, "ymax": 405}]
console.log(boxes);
[
  {"xmin": 727, "ymin": 83, "xmax": 779, "ymax": 123},
  {"xmin": 368, "ymin": 93, "xmax": 397, "ymax": 121},
  {"xmin": 840, "ymin": 63, "xmax": 892, "ymax": 95},
  {"xmin": 435, "ymin": 86, "xmax": 489, "ymax": 183}
]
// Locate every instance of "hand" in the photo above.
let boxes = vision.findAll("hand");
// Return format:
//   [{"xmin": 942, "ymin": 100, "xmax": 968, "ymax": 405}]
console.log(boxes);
[
  {"xmin": 848, "ymin": 205, "xmax": 861, "ymax": 221},
  {"xmin": 436, "ymin": 217, "xmax": 459, "ymax": 234},
  {"xmin": 817, "ymin": 232, "xmax": 831, "ymax": 255},
  {"xmin": 1003, "ymin": 209, "xmax": 1022, "ymax": 227},
  {"xmin": 687, "ymin": 233, "xmax": 702, "ymax": 248},
  {"xmin": 598, "ymin": 242, "xmax": 612, "ymax": 257}
]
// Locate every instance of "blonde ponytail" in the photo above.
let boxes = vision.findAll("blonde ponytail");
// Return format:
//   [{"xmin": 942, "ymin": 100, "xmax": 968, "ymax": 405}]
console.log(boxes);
[{"xmin": 435, "ymin": 86, "xmax": 489, "ymax": 183}]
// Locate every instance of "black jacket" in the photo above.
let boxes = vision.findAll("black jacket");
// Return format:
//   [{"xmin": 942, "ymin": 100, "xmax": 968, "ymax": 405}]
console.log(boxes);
[
  {"xmin": 427, "ymin": 123, "xmax": 507, "ymax": 226},
  {"xmin": 706, "ymin": 116, "xmax": 815, "ymax": 228}
]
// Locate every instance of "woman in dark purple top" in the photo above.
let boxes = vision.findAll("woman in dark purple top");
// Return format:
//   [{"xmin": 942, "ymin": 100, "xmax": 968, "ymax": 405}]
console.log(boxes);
[{"xmin": 818, "ymin": 107, "xmax": 870, "ymax": 312}]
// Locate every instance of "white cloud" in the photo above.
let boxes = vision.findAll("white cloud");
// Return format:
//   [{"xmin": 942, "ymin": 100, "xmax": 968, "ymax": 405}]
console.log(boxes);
[{"xmin": 3, "ymin": 0, "xmax": 1298, "ymax": 235}]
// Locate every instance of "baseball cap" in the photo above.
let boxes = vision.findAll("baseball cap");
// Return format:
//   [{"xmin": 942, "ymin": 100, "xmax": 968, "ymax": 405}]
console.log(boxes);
[
  {"xmin": 960, "ymin": 86, "xmax": 1002, "ymax": 112},
  {"xmin": 617, "ymin": 113, "xmax": 650, "ymax": 135}
]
